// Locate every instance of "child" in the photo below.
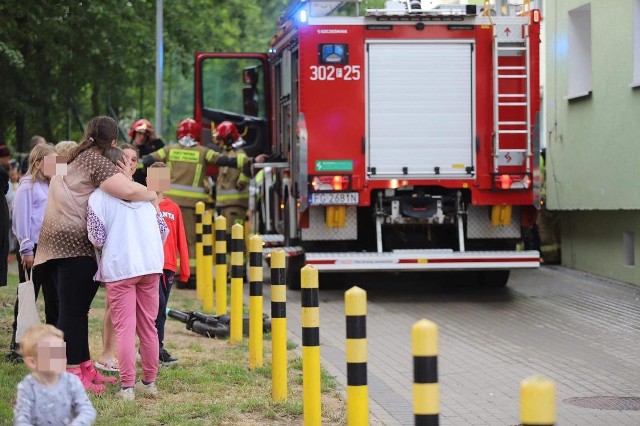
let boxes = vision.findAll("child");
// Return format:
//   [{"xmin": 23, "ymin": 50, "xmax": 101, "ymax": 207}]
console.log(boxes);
[
  {"xmin": 121, "ymin": 144, "xmax": 139, "ymax": 178},
  {"xmin": 13, "ymin": 324, "xmax": 96, "ymax": 425},
  {"xmin": 147, "ymin": 162, "xmax": 190, "ymax": 366},
  {"xmin": 87, "ymin": 147, "xmax": 168, "ymax": 401},
  {"xmin": 7, "ymin": 144, "xmax": 58, "ymax": 363}
]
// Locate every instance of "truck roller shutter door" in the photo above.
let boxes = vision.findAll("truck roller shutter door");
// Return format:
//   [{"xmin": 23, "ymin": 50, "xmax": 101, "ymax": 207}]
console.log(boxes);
[{"xmin": 367, "ymin": 41, "xmax": 474, "ymax": 178}]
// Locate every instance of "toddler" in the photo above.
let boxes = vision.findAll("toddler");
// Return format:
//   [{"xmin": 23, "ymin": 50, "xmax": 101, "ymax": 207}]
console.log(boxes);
[{"xmin": 13, "ymin": 324, "xmax": 96, "ymax": 425}]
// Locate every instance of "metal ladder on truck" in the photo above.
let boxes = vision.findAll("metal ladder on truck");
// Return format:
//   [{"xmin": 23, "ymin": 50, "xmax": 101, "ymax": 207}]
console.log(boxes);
[{"xmin": 492, "ymin": 20, "xmax": 531, "ymax": 174}]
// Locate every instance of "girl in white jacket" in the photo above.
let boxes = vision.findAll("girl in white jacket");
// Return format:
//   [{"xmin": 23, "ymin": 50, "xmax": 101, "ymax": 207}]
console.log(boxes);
[{"xmin": 87, "ymin": 147, "xmax": 168, "ymax": 401}]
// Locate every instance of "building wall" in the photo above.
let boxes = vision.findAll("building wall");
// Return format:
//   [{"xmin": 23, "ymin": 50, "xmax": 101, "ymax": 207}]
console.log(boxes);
[
  {"xmin": 545, "ymin": 0, "xmax": 640, "ymax": 284},
  {"xmin": 560, "ymin": 211, "xmax": 640, "ymax": 284},
  {"xmin": 546, "ymin": 0, "xmax": 640, "ymax": 210}
]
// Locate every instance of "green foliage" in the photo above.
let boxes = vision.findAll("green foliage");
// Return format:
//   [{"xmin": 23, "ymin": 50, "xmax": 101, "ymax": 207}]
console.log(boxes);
[{"xmin": 0, "ymin": 0, "xmax": 288, "ymax": 150}]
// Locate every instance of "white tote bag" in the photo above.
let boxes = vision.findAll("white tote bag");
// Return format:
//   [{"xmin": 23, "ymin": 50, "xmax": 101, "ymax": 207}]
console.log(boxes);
[{"xmin": 15, "ymin": 270, "xmax": 41, "ymax": 343}]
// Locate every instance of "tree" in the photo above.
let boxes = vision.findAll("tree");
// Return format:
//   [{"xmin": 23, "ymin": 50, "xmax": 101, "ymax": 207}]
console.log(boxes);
[{"xmin": 0, "ymin": 0, "xmax": 287, "ymax": 150}]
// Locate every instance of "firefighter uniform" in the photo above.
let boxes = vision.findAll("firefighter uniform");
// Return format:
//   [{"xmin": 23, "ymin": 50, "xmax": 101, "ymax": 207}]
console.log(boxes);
[
  {"xmin": 145, "ymin": 143, "xmax": 250, "ymax": 275},
  {"xmin": 216, "ymin": 147, "xmax": 251, "ymax": 235},
  {"xmin": 537, "ymin": 152, "xmax": 561, "ymax": 263}
]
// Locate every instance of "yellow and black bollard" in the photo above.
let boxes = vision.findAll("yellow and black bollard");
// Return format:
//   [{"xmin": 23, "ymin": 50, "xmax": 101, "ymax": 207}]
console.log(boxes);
[
  {"xmin": 249, "ymin": 235, "xmax": 264, "ymax": 369},
  {"xmin": 195, "ymin": 201, "xmax": 205, "ymax": 301},
  {"xmin": 345, "ymin": 286, "xmax": 368, "ymax": 426},
  {"xmin": 521, "ymin": 375, "xmax": 556, "ymax": 426},
  {"xmin": 270, "ymin": 249, "xmax": 287, "ymax": 402},
  {"xmin": 229, "ymin": 223, "xmax": 244, "ymax": 344},
  {"xmin": 412, "ymin": 319, "xmax": 439, "ymax": 426},
  {"xmin": 301, "ymin": 265, "xmax": 321, "ymax": 426},
  {"xmin": 202, "ymin": 210, "xmax": 214, "ymax": 313},
  {"xmin": 215, "ymin": 216, "xmax": 227, "ymax": 315}
]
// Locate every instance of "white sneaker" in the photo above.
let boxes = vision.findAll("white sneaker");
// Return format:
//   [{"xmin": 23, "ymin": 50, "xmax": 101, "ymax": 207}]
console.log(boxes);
[
  {"xmin": 117, "ymin": 387, "xmax": 135, "ymax": 401},
  {"xmin": 135, "ymin": 381, "xmax": 158, "ymax": 397}
]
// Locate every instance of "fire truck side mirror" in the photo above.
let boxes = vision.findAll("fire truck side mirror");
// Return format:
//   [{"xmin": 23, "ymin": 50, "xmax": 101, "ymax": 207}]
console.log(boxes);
[
  {"xmin": 243, "ymin": 67, "xmax": 259, "ymax": 88},
  {"xmin": 243, "ymin": 87, "xmax": 259, "ymax": 117}
]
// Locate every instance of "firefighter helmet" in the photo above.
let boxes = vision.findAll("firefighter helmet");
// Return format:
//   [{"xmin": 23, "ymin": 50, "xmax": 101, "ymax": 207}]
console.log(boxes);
[
  {"xmin": 177, "ymin": 118, "xmax": 201, "ymax": 141},
  {"xmin": 128, "ymin": 119, "xmax": 153, "ymax": 138},
  {"xmin": 213, "ymin": 121, "xmax": 239, "ymax": 146}
]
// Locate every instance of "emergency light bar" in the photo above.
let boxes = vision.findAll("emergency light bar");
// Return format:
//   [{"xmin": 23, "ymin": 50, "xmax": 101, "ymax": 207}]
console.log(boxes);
[{"xmin": 367, "ymin": 4, "xmax": 478, "ymax": 18}]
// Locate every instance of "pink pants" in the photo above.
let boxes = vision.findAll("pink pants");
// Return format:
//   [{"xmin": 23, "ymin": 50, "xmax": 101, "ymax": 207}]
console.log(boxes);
[{"xmin": 106, "ymin": 273, "xmax": 160, "ymax": 387}]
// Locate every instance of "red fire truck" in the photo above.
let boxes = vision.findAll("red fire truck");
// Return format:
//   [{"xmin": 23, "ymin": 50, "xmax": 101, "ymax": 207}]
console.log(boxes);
[{"xmin": 194, "ymin": 0, "xmax": 542, "ymax": 288}]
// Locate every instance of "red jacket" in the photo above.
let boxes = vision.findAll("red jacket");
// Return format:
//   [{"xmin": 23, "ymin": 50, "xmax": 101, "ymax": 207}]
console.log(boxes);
[{"xmin": 159, "ymin": 197, "xmax": 190, "ymax": 282}]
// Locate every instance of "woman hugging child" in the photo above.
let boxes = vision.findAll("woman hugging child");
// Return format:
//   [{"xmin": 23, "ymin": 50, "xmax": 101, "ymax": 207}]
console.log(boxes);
[{"xmin": 87, "ymin": 147, "xmax": 168, "ymax": 401}]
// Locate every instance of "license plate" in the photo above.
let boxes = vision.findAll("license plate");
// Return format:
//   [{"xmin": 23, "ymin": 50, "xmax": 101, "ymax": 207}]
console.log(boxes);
[{"xmin": 309, "ymin": 192, "xmax": 359, "ymax": 206}]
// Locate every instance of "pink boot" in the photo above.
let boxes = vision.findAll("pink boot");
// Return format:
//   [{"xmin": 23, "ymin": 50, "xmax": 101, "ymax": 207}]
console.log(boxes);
[
  {"xmin": 67, "ymin": 366, "xmax": 106, "ymax": 394},
  {"xmin": 81, "ymin": 360, "xmax": 118, "ymax": 385}
]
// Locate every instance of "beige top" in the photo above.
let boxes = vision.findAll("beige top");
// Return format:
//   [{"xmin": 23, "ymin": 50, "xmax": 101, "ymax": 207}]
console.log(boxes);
[{"xmin": 34, "ymin": 149, "xmax": 118, "ymax": 265}]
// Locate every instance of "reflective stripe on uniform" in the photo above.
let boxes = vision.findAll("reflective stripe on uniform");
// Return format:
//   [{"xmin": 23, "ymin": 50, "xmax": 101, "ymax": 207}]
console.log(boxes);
[
  {"xmin": 170, "ymin": 184, "xmax": 208, "ymax": 193},
  {"xmin": 216, "ymin": 189, "xmax": 249, "ymax": 201},
  {"xmin": 168, "ymin": 149, "xmax": 200, "ymax": 163},
  {"xmin": 217, "ymin": 193, "xmax": 250, "ymax": 201},
  {"xmin": 165, "ymin": 189, "xmax": 211, "ymax": 199},
  {"xmin": 192, "ymin": 163, "xmax": 203, "ymax": 188},
  {"xmin": 236, "ymin": 152, "xmax": 246, "ymax": 168},
  {"xmin": 205, "ymin": 150, "xmax": 217, "ymax": 162},
  {"xmin": 238, "ymin": 173, "xmax": 250, "ymax": 185},
  {"xmin": 136, "ymin": 162, "xmax": 144, "ymax": 169},
  {"xmin": 156, "ymin": 149, "xmax": 167, "ymax": 160},
  {"xmin": 254, "ymin": 169, "xmax": 265, "ymax": 184}
]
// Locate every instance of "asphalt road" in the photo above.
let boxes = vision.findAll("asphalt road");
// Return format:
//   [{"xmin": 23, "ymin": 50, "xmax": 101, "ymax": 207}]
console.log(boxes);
[{"xmin": 270, "ymin": 266, "xmax": 640, "ymax": 425}]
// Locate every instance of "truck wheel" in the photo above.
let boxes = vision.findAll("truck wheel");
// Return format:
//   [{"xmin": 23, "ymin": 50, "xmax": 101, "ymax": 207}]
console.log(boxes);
[
  {"xmin": 480, "ymin": 270, "xmax": 510, "ymax": 288},
  {"xmin": 286, "ymin": 252, "xmax": 305, "ymax": 290}
]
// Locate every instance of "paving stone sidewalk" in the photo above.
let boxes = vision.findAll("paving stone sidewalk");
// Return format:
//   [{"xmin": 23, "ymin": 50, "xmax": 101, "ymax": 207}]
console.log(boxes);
[{"xmin": 261, "ymin": 266, "xmax": 640, "ymax": 425}]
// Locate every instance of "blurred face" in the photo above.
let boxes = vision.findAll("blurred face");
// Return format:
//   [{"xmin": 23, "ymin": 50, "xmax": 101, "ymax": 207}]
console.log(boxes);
[
  {"xmin": 146, "ymin": 167, "xmax": 170, "ymax": 192},
  {"xmin": 9, "ymin": 167, "xmax": 19, "ymax": 182},
  {"xmin": 214, "ymin": 135, "xmax": 225, "ymax": 148},
  {"xmin": 133, "ymin": 132, "xmax": 147, "ymax": 147},
  {"xmin": 24, "ymin": 334, "xmax": 67, "ymax": 376},
  {"xmin": 122, "ymin": 148, "xmax": 138, "ymax": 175},
  {"xmin": 42, "ymin": 154, "xmax": 65, "ymax": 177}
]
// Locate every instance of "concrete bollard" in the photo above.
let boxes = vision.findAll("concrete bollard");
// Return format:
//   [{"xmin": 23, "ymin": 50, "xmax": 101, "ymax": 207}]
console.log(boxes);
[
  {"xmin": 229, "ymin": 223, "xmax": 244, "ymax": 344},
  {"xmin": 214, "ymin": 216, "xmax": 227, "ymax": 315},
  {"xmin": 521, "ymin": 375, "xmax": 556, "ymax": 426},
  {"xmin": 201, "ymin": 210, "xmax": 214, "ymax": 313},
  {"xmin": 249, "ymin": 235, "xmax": 264, "ymax": 369},
  {"xmin": 270, "ymin": 249, "xmax": 287, "ymax": 402},
  {"xmin": 345, "ymin": 286, "xmax": 368, "ymax": 426},
  {"xmin": 412, "ymin": 319, "xmax": 439, "ymax": 426},
  {"xmin": 301, "ymin": 265, "xmax": 321, "ymax": 426},
  {"xmin": 195, "ymin": 201, "xmax": 205, "ymax": 301}
]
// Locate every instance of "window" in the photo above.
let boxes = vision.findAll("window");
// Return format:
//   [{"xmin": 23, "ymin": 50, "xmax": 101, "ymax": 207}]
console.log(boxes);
[
  {"xmin": 566, "ymin": 4, "xmax": 592, "ymax": 100},
  {"xmin": 633, "ymin": 0, "xmax": 640, "ymax": 87},
  {"xmin": 624, "ymin": 232, "xmax": 635, "ymax": 267}
]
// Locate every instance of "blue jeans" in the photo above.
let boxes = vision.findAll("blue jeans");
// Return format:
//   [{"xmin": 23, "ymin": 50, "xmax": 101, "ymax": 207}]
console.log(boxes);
[{"xmin": 155, "ymin": 269, "xmax": 175, "ymax": 348}]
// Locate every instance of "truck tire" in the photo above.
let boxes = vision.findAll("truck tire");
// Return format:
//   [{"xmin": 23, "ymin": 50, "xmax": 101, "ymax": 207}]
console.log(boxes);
[
  {"xmin": 480, "ymin": 270, "xmax": 510, "ymax": 288},
  {"xmin": 286, "ymin": 252, "xmax": 305, "ymax": 290}
]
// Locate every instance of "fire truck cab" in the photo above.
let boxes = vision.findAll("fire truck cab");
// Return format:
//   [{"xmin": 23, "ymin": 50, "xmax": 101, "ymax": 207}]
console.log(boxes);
[{"xmin": 194, "ymin": 0, "xmax": 542, "ymax": 288}]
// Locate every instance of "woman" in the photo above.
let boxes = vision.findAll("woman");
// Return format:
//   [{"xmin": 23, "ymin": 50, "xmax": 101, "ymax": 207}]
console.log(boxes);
[
  {"xmin": 7, "ymin": 144, "xmax": 57, "ymax": 362},
  {"xmin": 34, "ymin": 116, "xmax": 158, "ymax": 394}
]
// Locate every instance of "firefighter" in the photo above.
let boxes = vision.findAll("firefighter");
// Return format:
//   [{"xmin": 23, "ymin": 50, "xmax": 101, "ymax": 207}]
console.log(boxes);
[
  {"xmin": 142, "ymin": 118, "xmax": 265, "ymax": 283},
  {"xmin": 129, "ymin": 119, "xmax": 164, "ymax": 185},
  {"xmin": 212, "ymin": 121, "xmax": 252, "ymax": 237},
  {"xmin": 537, "ymin": 148, "xmax": 561, "ymax": 263}
]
